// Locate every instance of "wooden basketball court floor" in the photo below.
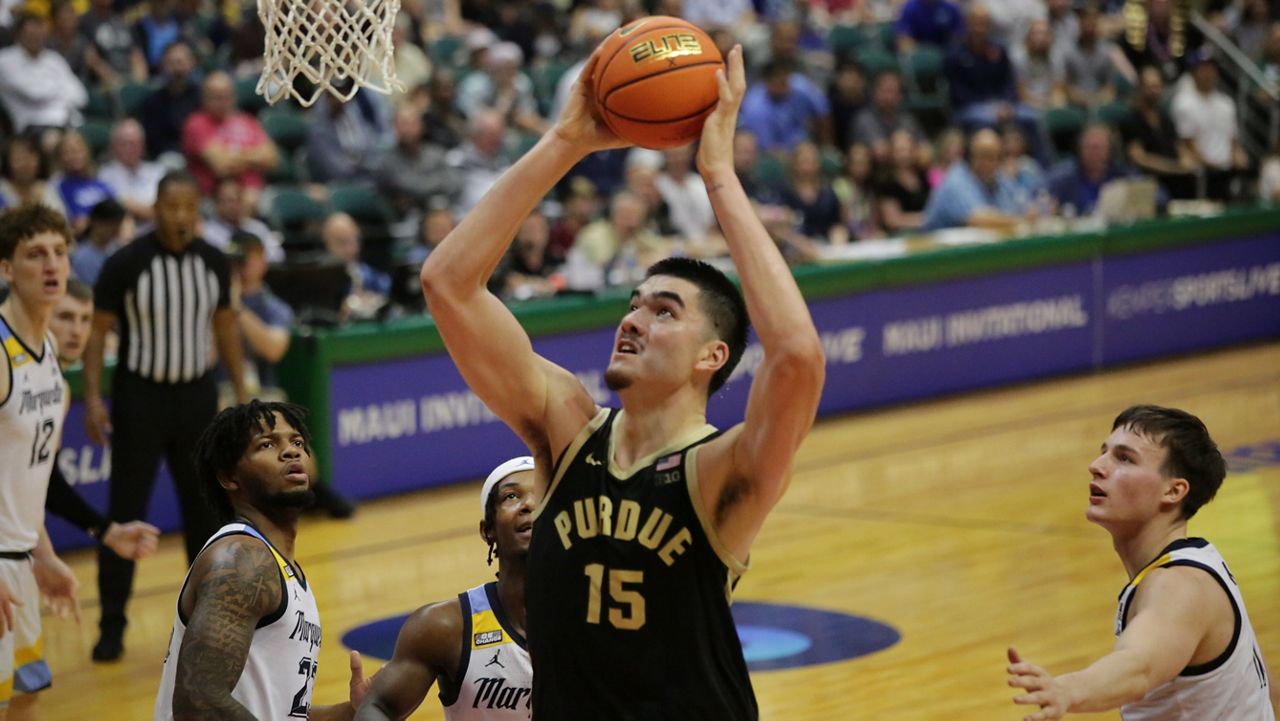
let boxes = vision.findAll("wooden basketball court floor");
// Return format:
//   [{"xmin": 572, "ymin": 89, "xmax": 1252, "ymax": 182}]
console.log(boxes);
[{"xmin": 42, "ymin": 341, "xmax": 1280, "ymax": 720}]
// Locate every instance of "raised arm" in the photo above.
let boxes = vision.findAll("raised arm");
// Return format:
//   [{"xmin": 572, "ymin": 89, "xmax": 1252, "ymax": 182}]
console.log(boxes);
[
  {"xmin": 1006, "ymin": 566, "xmax": 1223, "ymax": 719},
  {"xmin": 354, "ymin": 601, "xmax": 461, "ymax": 721},
  {"xmin": 172, "ymin": 538, "xmax": 282, "ymax": 721},
  {"xmin": 696, "ymin": 47, "xmax": 826, "ymax": 559},
  {"xmin": 419, "ymin": 50, "xmax": 625, "ymax": 468}
]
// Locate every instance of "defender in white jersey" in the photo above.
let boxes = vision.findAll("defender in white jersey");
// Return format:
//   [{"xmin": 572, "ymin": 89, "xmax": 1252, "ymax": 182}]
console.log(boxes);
[
  {"xmin": 355, "ymin": 457, "xmax": 535, "ymax": 721},
  {"xmin": 155, "ymin": 401, "xmax": 369, "ymax": 720},
  {"xmin": 0, "ymin": 205, "xmax": 82, "ymax": 720},
  {"xmin": 1008, "ymin": 405, "xmax": 1278, "ymax": 720}
]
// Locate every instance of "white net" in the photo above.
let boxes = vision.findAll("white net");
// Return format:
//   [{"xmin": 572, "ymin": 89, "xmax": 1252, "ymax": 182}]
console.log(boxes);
[{"xmin": 257, "ymin": 0, "xmax": 405, "ymax": 107}]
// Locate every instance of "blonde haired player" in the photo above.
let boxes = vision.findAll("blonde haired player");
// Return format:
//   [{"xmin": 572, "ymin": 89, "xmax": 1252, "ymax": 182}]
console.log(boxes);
[
  {"xmin": 1008, "ymin": 405, "xmax": 1277, "ymax": 720},
  {"xmin": 355, "ymin": 457, "xmax": 536, "ymax": 720},
  {"xmin": 0, "ymin": 205, "xmax": 82, "ymax": 720}
]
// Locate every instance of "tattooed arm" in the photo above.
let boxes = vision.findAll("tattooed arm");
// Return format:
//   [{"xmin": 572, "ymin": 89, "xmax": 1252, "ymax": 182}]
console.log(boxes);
[{"xmin": 172, "ymin": 537, "xmax": 282, "ymax": 721}]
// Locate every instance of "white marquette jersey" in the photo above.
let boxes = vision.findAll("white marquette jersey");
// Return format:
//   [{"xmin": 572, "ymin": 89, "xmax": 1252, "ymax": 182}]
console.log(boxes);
[
  {"xmin": 155, "ymin": 523, "xmax": 322, "ymax": 720},
  {"xmin": 0, "ymin": 315, "xmax": 64, "ymax": 552},
  {"xmin": 1117, "ymin": 538, "xmax": 1274, "ymax": 721},
  {"xmin": 441, "ymin": 582, "xmax": 533, "ymax": 720}
]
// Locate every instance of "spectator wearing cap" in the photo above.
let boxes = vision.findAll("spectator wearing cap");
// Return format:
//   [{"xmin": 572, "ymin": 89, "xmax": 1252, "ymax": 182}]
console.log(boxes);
[
  {"xmin": 0, "ymin": 13, "xmax": 87, "ymax": 136},
  {"xmin": 225, "ymin": 232, "xmax": 293, "ymax": 401},
  {"xmin": 739, "ymin": 59, "xmax": 832, "ymax": 154},
  {"xmin": 201, "ymin": 177, "xmax": 284, "ymax": 263},
  {"xmin": 181, "ymin": 71, "xmax": 279, "ymax": 209},
  {"xmin": 138, "ymin": 40, "xmax": 202, "ymax": 158},
  {"xmin": 71, "ymin": 198, "xmax": 126, "ymax": 285},
  {"xmin": 376, "ymin": 104, "xmax": 462, "ymax": 218},
  {"xmin": 52, "ymin": 128, "xmax": 116, "ymax": 234},
  {"xmin": 455, "ymin": 40, "xmax": 548, "ymax": 135},
  {"xmin": 1045, "ymin": 123, "xmax": 1129, "ymax": 216},
  {"xmin": 1121, "ymin": 65, "xmax": 1198, "ymax": 200},
  {"xmin": 946, "ymin": 3, "xmax": 1051, "ymax": 165},
  {"xmin": 923, "ymin": 128, "xmax": 1028, "ymax": 231},
  {"xmin": 895, "ymin": 0, "xmax": 965, "ymax": 52},
  {"xmin": 306, "ymin": 83, "xmax": 394, "ymax": 184},
  {"xmin": 1171, "ymin": 50, "xmax": 1250, "ymax": 201},
  {"xmin": 99, "ymin": 119, "xmax": 165, "ymax": 223}
]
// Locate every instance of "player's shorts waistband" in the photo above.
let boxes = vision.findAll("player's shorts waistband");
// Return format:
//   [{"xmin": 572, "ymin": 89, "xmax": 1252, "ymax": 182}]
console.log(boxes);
[{"xmin": 0, "ymin": 551, "xmax": 32, "ymax": 560}]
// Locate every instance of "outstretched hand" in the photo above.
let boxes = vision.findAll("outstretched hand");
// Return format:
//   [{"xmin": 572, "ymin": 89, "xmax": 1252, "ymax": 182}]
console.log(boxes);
[
  {"xmin": 553, "ymin": 48, "xmax": 631, "ymax": 155},
  {"xmin": 1007, "ymin": 647, "xmax": 1071, "ymax": 721},
  {"xmin": 696, "ymin": 44, "xmax": 747, "ymax": 178}
]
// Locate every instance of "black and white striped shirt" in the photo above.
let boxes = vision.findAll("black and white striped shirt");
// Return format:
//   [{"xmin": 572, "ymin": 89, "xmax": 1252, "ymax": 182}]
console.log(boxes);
[{"xmin": 94, "ymin": 233, "xmax": 231, "ymax": 384}]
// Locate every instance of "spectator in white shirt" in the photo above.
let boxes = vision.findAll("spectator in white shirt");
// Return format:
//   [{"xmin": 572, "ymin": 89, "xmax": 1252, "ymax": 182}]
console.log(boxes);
[
  {"xmin": 656, "ymin": 144, "xmax": 717, "ymax": 243},
  {"xmin": 0, "ymin": 13, "xmax": 87, "ymax": 137},
  {"xmin": 201, "ymin": 177, "xmax": 285, "ymax": 262},
  {"xmin": 98, "ymin": 119, "xmax": 165, "ymax": 223},
  {"xmin": 1172, "ymin": 51, "xmax": 1250, "ymax": 200}
]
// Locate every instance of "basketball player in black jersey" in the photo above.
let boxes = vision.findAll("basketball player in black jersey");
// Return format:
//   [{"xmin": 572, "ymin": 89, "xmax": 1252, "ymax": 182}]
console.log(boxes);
[{"xmin": 420, "ymin": 45, "xmax": 825, "ymax": 721}]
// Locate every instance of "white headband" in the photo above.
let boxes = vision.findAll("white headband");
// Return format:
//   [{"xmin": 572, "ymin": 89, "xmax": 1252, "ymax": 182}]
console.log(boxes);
[{"xmin": 480, "ymin": 456, "xmax": 535, "ymax": 516}]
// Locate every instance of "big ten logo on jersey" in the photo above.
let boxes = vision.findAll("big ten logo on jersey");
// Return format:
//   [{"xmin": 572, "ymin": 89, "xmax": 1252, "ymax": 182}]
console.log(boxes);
[
  {"xmin": 471, "ymin": 676, "xmax": 531, "ymax": 714},
  {"xmin": 57, "ymin": 445, "xmax": 111, "ymax": 486},
  {"xmin": 289, "ymin": 609, "xmax": 322, "ymax": 653},
  {"xmin": 629, "ymin": 33, "xmax": 703, "ymax": 65}
]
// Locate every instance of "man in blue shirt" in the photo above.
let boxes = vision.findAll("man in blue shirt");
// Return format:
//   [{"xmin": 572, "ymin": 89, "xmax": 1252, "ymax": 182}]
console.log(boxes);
[
  {"xmin": 70, "ymin": 198, "xmax": 125, "ymax": 285},
  {"xmin": 924, "ymin": 128, "xmax": 1027, "ymax": 231},
  {"xmin": 738, "ymin": 60, "xmax": 832, "ymax": 154},
  {"xmin": 1046, "ymin": 123, "xmax": 1129, "ymax": 216},
  {"xmin": 896, "ymin": 0, "xmax": 965, "ymax": 51}
]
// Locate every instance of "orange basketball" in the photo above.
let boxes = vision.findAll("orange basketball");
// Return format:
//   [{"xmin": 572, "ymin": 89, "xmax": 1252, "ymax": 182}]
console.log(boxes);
[{"xmin": 591, "ymin": 16, "xmax": 723, "ymax": 149}]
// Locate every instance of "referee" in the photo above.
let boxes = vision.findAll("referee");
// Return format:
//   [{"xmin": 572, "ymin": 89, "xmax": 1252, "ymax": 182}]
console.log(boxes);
[{"xmin": 82, "ymin": 171, "xmax": 247, "ymax": 662}]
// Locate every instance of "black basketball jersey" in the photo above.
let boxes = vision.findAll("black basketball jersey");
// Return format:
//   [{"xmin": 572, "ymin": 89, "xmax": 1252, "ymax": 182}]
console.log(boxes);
[{"xmin": 526, "ymin": 408, "xmax": 757, "ymax": 721}]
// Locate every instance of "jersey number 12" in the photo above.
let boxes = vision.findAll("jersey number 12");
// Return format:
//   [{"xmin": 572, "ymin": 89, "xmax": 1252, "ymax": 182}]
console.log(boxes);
[{"xmin": 29, "ymin": 419, "xmax": 54, "ymax": 468}]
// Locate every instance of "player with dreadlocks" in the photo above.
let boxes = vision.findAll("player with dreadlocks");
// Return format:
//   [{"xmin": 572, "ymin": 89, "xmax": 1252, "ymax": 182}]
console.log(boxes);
[
  {"xmin": 356, "ymin": 457, "xmax": 535, "ymax": 720},
  {"xmin": 153, "ymin": 400, "xmax": 369, "ymax": 720}
]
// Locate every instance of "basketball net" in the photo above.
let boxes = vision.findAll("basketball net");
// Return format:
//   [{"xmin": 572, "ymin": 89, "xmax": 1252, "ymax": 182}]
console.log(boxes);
[{"xmin": 257, "ymin": 0, "xmax": 405, "ymax": 107}]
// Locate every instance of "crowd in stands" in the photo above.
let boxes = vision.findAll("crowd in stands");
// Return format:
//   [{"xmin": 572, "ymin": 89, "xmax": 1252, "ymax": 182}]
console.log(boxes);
[{"xmin": 1, "ymin": 0, "xmax": 1279, "ymax": 341}]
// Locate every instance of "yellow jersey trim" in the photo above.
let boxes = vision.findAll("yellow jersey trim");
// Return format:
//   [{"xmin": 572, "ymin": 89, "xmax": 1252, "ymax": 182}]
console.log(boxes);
[
  {"xmin": 1131, "ymin": 553, "xmax": 1172, "ymax": 588},
  {"xmin": 533, "ymin": 408, "xmax": 611, "ymax": 522},
  {"xmin": 685, "ymin": 443, "xmax": 750, "ymax": 603},
  {"xmin": 470, "ymin": 610, "xmax": 505, "ymax": 649},
  {"xmin": 606, "ymin": 409, "xmax": 717, "ymax": 480}
]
